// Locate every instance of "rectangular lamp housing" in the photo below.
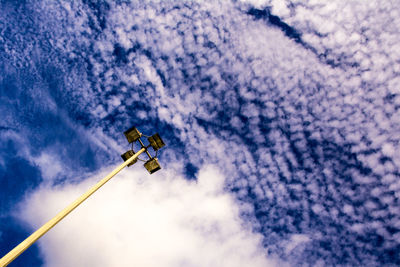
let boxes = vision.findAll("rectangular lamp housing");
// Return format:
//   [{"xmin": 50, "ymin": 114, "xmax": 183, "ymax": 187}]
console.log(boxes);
[
  {"xmin": 144, "ymin": 158, "xmax": 161, "ymax": 174},
  {"xmin": 147, "ymin": 133, "xmax": 165, "ymax": 151},
  {"xmin": 124, "ymin": 126, "xmax": 141, "ymax": 143},
  {"xmin": 121, "ymin": 150, "xmax": 137, "ymax": 167}
]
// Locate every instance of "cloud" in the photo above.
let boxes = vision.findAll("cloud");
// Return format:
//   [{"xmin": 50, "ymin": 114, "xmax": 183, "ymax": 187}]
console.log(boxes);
[
  {"xmin": 17, "ymin": 165, "xmax": 280, "ymax": 267},
  {"xmin": 3, "ymin": 0, "xmax": 400, "ymax": 265},
  {"xmin": 31, "ymin": 152, "xmax": 63, "ymax": 181}
]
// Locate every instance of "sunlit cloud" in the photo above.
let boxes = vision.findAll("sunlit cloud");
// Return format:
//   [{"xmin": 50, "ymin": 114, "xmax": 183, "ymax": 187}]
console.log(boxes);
[{"xmin": 18, "ymin": 165, "xmax": 280, "ymax": 267}]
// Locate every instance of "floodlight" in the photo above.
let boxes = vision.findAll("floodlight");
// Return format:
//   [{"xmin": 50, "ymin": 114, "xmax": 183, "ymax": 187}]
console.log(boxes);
[
  {"xmin": 124, "ymin": 126, "xmax": 141, "ymax": 143},
  {"xmin": 147, "ymin": 133, "xmax": 165, "ymax": 151},
  {"xmin": 144, "ymin": 158, "xmax": 161, "ymax": 174},
  {"xmin": 121, "ymin": 150, "xmax": 137, "ymax": 166},
  {"xmin": 0, "ymin": 125, "xmax": 166, "ymax": 267}
]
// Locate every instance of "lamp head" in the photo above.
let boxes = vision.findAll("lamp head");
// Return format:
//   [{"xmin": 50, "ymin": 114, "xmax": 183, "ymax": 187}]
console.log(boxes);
[
  {"xmin": 124, "ymin": 126, "xmax": 142, "ymax": 143},
  {"xmin": 147, "ymin": 133, "xmax": 166, "ymax": 151},
  {"xmin": 144, "ymin": 158, "xmax": 161, "ymax": 174},
  {"xmin": 121, "ymin": 150, "xmax": 138, "ymax": 167}
]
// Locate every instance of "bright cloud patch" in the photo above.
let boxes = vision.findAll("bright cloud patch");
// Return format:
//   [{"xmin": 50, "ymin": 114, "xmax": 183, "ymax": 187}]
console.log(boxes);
[
  {"xmin": 32, "ymin": 152, "xmax": 63, "ymax": 181},
  {"xmin": 17, "ymin": 165, "xmax": 278, "ymax": 267}
]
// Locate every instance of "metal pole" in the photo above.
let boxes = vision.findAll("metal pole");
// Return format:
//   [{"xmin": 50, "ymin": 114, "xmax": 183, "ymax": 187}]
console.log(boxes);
[{"xmin": 0, "ymin": 147, "xmax": 146, "ymax": 267}]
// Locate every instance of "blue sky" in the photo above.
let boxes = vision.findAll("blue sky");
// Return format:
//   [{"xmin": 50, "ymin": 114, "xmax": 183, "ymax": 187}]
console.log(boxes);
[{"xmin": 1, "ymin": 0, "xmax": 400, "ymax": 266}]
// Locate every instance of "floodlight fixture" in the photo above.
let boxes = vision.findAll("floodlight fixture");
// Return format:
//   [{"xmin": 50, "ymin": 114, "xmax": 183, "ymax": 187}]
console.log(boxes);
[
  {"xmin": 121, "ymin": 126, "xmax": 166, "ymax": 174},
  {"xmin": 144, "ymin": 158, "xmax": 161, "ymax": 174},
  {"xmin": 121, "ymin": 150, "xmax": 138, "ymax": 166},
  {"xmin": 0, "ymin": 125, "xmax": 165, "ymax": 266},
  {"xmin": 124, "ymin": 126, "xmax": 142, "ymax": 143},
  {"xmin": 148, "ymin": 133, "xmax": 165, "ymax": 151}
]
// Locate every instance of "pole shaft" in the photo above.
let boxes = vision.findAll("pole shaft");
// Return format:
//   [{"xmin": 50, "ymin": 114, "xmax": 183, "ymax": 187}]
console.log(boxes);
[{"xmin": 0, "ymin": 148, "xmax": 146, "ymax": 267}]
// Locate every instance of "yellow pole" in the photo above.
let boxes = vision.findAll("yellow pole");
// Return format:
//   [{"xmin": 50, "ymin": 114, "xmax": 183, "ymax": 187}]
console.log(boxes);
[{"xmin": 0, "ymin": 147, "xmax": 146, "ymax": 267}]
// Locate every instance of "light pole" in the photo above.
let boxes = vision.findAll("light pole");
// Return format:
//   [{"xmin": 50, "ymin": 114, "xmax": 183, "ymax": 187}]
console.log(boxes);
[{"xmin": 0, "ymin": 126, "xmax": 165, "ymax": 267}]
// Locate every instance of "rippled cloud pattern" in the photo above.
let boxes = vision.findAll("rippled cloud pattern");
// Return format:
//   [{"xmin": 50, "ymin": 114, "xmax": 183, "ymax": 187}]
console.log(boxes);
[{"xmin": 1, "ymin": 0, "xmax": 400, "ymax": 266}]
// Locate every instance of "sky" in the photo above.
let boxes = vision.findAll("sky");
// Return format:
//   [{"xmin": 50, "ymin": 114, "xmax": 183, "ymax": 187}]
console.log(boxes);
[{"xmin": 1, "ymin": 0, "xmax": 400, "ymax": 266}]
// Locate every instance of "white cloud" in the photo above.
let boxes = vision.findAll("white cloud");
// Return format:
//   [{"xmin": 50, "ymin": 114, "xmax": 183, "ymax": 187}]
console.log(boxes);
[
  {"xmin": 17, "ymin": 165, "xmax": 280, "ymax": 267},
  {"xmin": 32, "ymin": 152, "xmax": 63, "ymax": 181},
  {"xmin": 18, "ymin": 0, "xmax": 400, "ymax": 264},
  {"xmin": 382, "ymin": 142, "xmax": 395, "ymax": 157},
  {"xmin": 238, "ymin": 0, "xmax": 270, "ymax": 9},
  {"xmin": 284, "ymin": 234, "xmax": 310, "ymax": 254}
]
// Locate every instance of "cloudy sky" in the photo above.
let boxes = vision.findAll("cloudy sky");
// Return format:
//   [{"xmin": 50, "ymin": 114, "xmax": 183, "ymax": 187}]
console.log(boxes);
[{"xmin": 1, "ymin": 0, "xmax": 400, "ymax": 266}]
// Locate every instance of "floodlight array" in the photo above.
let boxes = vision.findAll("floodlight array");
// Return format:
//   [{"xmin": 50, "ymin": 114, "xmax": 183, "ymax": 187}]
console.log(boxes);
[{"xmin": 121, "ymin": 126, "xmax": 165, "ymax": 174}]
